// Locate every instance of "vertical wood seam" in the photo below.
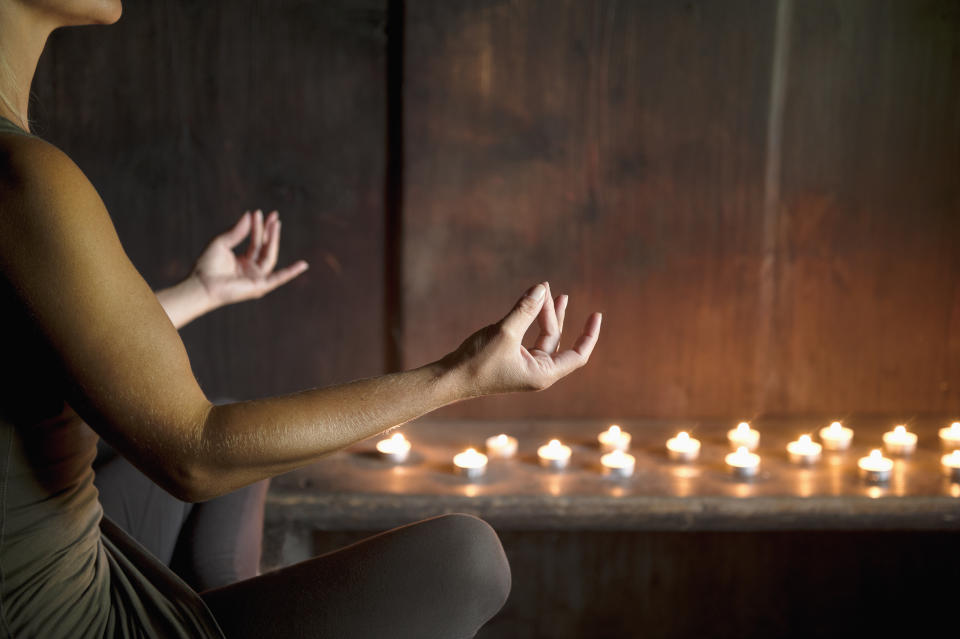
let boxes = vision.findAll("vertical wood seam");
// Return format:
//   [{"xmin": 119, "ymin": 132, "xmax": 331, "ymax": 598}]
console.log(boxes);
[{"xmin": 755, "ymin": 0, "xmax": 793, "ymax": 413}]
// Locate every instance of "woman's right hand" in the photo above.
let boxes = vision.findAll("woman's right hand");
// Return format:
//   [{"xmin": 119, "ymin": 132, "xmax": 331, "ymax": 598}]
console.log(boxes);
[{"xmin": 443, "ymin": 282, "xmax": 602, "ymax": 398}]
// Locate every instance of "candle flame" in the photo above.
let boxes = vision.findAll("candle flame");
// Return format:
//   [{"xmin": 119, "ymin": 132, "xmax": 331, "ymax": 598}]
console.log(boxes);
[
  {"xmin": 894, "ymin": 425, "xmax": 906, "ymax": 435},
  {"xmin": 548, "ymin": 439, "xmax": 561, "ymax": 448},
  {"xmin": 829, "ymin": 421, "xmax": 843, "ymax": 432},
  {"xmin": 391, "ymin": 432, "xmax": 406, "ymax": 443},
  {"xmin": 496, "ymin": 434, "xmax": 508, "ymax": 444},
  {"xmin": 870, "ymin": 449, "xmax": 882, "ymax": 459},
  {"xmin": 799, "ymin": 434, "xmax": 811, "ymax": 445},
  {"xmin": 608, "ymin": 425, "xmax": 621, "ymax": 435},
  {"xmin": 736, "ymin": 446, "xmax": 748, "ymax": 456},
  {"xmin": 952, "ymin": 450, "xmax": 960, "ymax": 461},
  {"xmin": 950, "ymin": 422, "xmax": 960, "ymax": 432},
  {"xmin": 736, "ymin": 422, "xmax": 750, "ymax": 432},
  {"xmin": 466, "ymin": 447, "xmax": 477, "ymax": 455},
  {"xmin": 677, "ymin": 431, "xmax": 689, "ymax": 441}
]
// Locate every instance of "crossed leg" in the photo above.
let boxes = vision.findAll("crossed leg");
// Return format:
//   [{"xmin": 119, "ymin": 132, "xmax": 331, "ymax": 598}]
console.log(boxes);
[{"xmin": 200, "ymin": 513, "xmax": 511, "ymax": 639}]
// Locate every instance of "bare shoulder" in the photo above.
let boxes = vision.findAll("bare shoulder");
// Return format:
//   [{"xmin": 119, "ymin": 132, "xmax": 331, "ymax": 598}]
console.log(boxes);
[{"xmin": 0, "ymin": 130, "xmax": 119, "ymax": 266}]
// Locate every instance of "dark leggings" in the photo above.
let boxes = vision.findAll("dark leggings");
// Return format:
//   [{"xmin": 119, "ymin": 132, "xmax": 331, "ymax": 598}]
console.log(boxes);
[
  {"xmin": 201, "ymin": 513, "xmax": 511, "ymax": 639},
  {"xmin": 93, "ymin": 440, "xmax": 268, "ymax": 591},
  {"xmin": 95, "ymin": 443, "xmax": 512, "ymax": 636}
]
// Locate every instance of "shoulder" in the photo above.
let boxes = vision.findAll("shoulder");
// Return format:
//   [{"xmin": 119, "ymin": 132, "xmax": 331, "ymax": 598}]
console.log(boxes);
[
  {"xmin": 0, "ymin": 131, "xmax": 118, "ymax": 264},
  {"xmin": 0, "ymin": 131, "xmax": 101, "ymax": 214}
]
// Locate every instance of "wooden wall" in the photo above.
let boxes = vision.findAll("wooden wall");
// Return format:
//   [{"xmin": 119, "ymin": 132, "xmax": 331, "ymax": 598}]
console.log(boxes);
[{"xmin": 32, "ymin": 0, "xmax": 960, "ymax": 419}]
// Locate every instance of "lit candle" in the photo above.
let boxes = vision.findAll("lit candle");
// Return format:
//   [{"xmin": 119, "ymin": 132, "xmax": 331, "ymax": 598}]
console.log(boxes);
[
  {"xmin": 376, "ymin": 432, "xmax": 411, "ymax": 463},
  {"xmin": 858, "ymin": 449, "xmax": 893, "ymax": 484},
  {"xmin": 598, "ymin": 424, "xmax": 631, "ymax": 453},
  {"xmin": 939, "ymin": 422, "xmax": 960, "ymax": 450},
  {"xmin": 882, "ymin": 425, "xmax": 918, "ymax": 457},
  {"xmin": 601, "ymin": 449, "xmax": 636, "ymax": 478},
  {"xmin": 725, "ymin": 446, "xmax": 760, "ymax": 479},
  {"xmin": 666, "ymin": 431, "xmax": 701, "ymax": 462},
  {"xmin": 727, "ymin": 422, "xmax": 760, "ymax": 451},
  {"xmin": 538, "ymin": 439, "xmax": 572, "ymax": 470},
  {"xmin": 485, "ymin": 433, "xmax": 518, "ymax": 459},
  {"xmin": 942, "ymin": 450, "xmax": 960, "ymax": 483},
  {"xmin": 787, "ymin": 434, "xmax": 822, "ymax": 465},
  {"xmin": 453, "ymin": 447, "xmax": 488, "ymax": 480},
  {"xmin": 819, "ymin": 421, "xmax": 853, "ymax": 451}
]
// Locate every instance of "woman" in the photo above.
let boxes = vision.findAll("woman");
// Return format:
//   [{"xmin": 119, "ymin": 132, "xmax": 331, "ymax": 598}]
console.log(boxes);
[{"xmin": 0, "ymin": 2, "xmax": 602, "ymax": 638}]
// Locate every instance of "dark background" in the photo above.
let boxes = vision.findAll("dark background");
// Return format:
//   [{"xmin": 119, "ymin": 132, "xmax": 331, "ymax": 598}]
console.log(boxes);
[{"xmin": 31, "ymin": 0, "xmax": 960, "ymax": 421}]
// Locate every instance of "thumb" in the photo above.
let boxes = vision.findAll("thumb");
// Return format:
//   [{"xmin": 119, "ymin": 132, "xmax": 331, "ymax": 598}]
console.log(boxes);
[
  {"xmin": 219, "ymin": 211, "xmax": 252, "ymax": 249},
  {"xmin": 499, "ymin": 283, "xmax": 547, "ymax": 338}
]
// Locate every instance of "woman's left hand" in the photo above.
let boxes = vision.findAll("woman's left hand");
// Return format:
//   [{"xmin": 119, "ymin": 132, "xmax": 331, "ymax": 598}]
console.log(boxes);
[{"xmin": 193, "ymin": 209, "xmax": 309, "ymax": 307}]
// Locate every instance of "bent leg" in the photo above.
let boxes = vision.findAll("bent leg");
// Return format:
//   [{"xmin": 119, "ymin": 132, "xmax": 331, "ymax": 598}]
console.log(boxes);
[
  {"xmin": 171, "ymin": 479, "xmax": 270, "ymax": 591},
  {"xmin": 200, "ymin": 513, "xmax": 511, "ymax": 639}
]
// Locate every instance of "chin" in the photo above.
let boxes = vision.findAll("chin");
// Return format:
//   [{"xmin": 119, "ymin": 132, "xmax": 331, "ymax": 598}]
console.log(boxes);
[{"xmin": 40, "ymin": 0, "xmax": 122, "ymax": 26}]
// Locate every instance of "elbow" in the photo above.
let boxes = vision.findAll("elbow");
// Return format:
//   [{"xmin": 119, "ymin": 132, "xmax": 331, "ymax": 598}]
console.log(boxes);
[{"xmin": 163, "ymin": 460, "xmax": 217, "ymax": 503}]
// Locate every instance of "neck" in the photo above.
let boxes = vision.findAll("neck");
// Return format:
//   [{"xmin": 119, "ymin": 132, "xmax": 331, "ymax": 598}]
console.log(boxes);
[{"xmin": 0, "ymin": 3, "xmax": 55, "ymax": 130}]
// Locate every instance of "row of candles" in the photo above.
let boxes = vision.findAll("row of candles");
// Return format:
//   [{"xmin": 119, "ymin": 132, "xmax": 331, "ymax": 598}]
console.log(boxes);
[{"xmin": 375, "ymin": 421, "xmax": 960, "ymax": 484}]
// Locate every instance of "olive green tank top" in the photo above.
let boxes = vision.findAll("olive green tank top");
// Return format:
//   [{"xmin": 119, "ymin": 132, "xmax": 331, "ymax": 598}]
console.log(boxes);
[{"xmin": 0, "ymin": 115, "xmax": 224, "ymax": 638}]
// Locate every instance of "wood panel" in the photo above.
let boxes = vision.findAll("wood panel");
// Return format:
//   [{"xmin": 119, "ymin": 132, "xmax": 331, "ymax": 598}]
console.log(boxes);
[
  {"xmin": 31, "ymin": 0, "xmax": 388, "ymax": 400},
  {"xmin": 772, "ymin": 0, "xmax": 960, "ymax": 415},
  {"xmin": 401, "ymin": 0, "xmax": 960, "ymax": 420},
  {"xmin": 402, "ymin": 0, "xmax": 781, "ymax": 419}
]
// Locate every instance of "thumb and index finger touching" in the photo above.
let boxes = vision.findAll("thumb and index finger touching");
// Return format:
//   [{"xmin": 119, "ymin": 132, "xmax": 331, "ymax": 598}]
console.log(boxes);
[{"xmin": 500, "ymin": 281, "xmax": 603, "ymax": 364}]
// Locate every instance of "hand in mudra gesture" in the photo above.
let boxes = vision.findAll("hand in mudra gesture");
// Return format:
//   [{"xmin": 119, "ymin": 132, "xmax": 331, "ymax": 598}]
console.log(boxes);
[
  {"xmin": 193, "ymin": 209, "xmax": 309, "ymax": 305},
  {"xmin": 446, "ymin": 282, "xmax": 602, "ymax": 396}
]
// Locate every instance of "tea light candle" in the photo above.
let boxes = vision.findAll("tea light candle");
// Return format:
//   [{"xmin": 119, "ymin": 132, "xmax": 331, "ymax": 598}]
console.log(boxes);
[
  {"xmin": 376, "ymin": 432, "xmax": 411, "ymax": 463},
  {"xmin": 942, "ymin": 450, "xmax": 960, "ymax": 483},
  {"xmin": 858, "ymin": 449, "xmax": 893, "ymax": 483},
  {"xmin": 453, "ymin": 447, "xmax": 488, "ymax": 480},
  {"xmin": 485, "ymin": 433, "xmax": 518, "ymax": 459},
  {"xmin": 601, "ymin": 449, "xmax": 636, "ymax": 478},
  {"xmin": 727, "ymin": 422, "xmax": 760, "ymax": 451},
  {"xmin": 725, "ymin": 446, "xmax": 760, "ymax": 479},
  {"xmin": 666, "ymin": 431, "xmax": 701, "ymax": 462},
  {"xmin": 819, "ymin": 421, "xmax": 853, "ymax": 451},
  {"xmin": 882, "ymin": 425, "xmax": 918, "ymax": 457},
  {"xmin": 939, "ymin": 422, "xmax": 960, "ymax": 450},
  {"xmin": 787, "ymin": 434, "xmax": 822, "ymax": 465},
  {"xmin": 538, "ymin": 439, "xmax": 572, "ymax": 470},
  {"xmin": 598, "ymin": 424, "xmax": 631, "ymax": 453}
]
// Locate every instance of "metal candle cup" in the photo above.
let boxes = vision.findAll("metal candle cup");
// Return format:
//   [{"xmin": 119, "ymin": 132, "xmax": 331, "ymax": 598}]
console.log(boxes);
[
  {"xmin": 598, "ymin": 425, "xmax": 631, "ymax": 453},
  {"xmin": 666, "ymin": 431, "xmax": 701, "ymax": 462},
  {"xmin": 882, "ymin": 425, "xmax": 918, "ymax": 457},
  {"xmin": 858, "ymin": 449, "xmax": 893, "ymax": 484},
  {"xmin": 601, "ymin": 449, "xmax": 636, "ymax": 479},
  {"xmin": 485, "ymin": 434, "xmax": 518, "ymax": 459},
  {"xmin": 727, "ymin": 422, "xmax": 760, "ymax": 451},
  {"xmin": 376, "ymin": 432, "xmax": 411, "ymax": 463},
  {"xmin": 939, "ymin": 422, "xmax": 960, "ymax": 451},
  {"xmin": 819, "ymin": 421, "xmax": 854, "ymax": 451},
  {"xmin": 787, "ymin": 435, "xmax": 822, "ymax": 465},
  {"xmin": 725, "ymin": 446, "xmax": 760, "ymax": 479},
  {"xmin": 942, "ymin": 450, "xmax": 960, "ymax": 483},
  {"xmin": 453, "ymin": 448, "xmax": 488, "ymax": 480},
  {"xmin": 538, "ymin": 439, "xmax": 572, "ymax": 471}
]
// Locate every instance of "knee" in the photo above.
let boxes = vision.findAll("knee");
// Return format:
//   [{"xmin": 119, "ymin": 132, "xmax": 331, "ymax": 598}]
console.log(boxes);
[{"xmin": 424, "ymin": 513, "xmax": 512, "ymax": 620}]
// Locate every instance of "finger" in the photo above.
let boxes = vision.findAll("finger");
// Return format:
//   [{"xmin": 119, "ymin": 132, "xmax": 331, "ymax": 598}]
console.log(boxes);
[
  {"xmin": 499, "ymin": 283, "xmax": 547, "ymax": 339},
  {"xmin": 259, "ymin": 213, "xmax": 281, "ymax": 272},
  {"xmin": 219, "ymin": 211, "xmax": 252, "ymax": 249},
  {"xmin": 533, "ymin": 283, "xmax": 561, "ymax": 353},
  {"xmin": 554, "ymin": 294, "xmax": 568, "ymax": 353},
  {"xmin": 246, "ymin": 209, "xmax": 264, "ymax": 260},
  {"xmin": 550, "ymin": 312, "xmax": 602, "ymax": 377},
  {"xmin": 263, "ymin": 260, "xmax": 309, "ymax": 292}
]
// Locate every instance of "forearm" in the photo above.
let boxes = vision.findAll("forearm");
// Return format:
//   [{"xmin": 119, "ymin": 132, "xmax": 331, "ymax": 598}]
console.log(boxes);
[
  {"xmin": 155, "ymin": 274, "xmax": 213, "ymax": 329},
  {"xmin": 186, "ymin": 359, "xmax": 467, "ymax": 501}
]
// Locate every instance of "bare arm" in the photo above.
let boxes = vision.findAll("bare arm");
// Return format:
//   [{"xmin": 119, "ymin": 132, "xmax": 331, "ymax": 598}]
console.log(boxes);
[{"xmin": 0, "ymin": 136, "xmax": 601, "ymax": 502}]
